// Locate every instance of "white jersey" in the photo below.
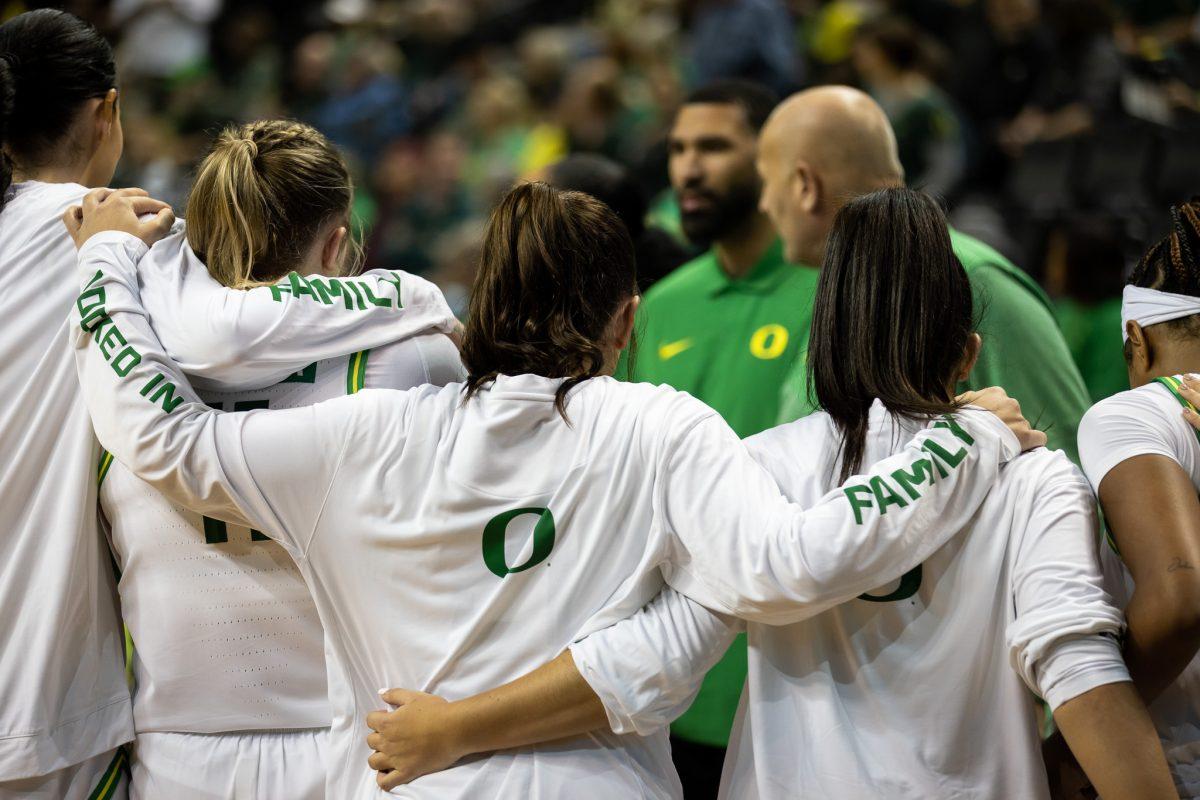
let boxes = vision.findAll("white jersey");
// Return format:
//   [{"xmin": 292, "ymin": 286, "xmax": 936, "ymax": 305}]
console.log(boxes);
[
  {"xmin": 103, "ymin": 336, "xmax": 464, "ymax": 734},
  {"xmin": 74, "ymin": 232, "xmax": 1021, "ymax": 799},
  {"xmin": 0, "ymin": 187, "xmax": 455, "ymax": 781},
  {"xmin": 1079, "ymin": 376, "xmax": 1200, "ymax": 796},
  {"xmin": 0, "ymin": 181, "xmax": 132, "ymax": 779},
  {"xmin": 573, "ymin": 401, "xmax": 1129, "ymax": 800}
]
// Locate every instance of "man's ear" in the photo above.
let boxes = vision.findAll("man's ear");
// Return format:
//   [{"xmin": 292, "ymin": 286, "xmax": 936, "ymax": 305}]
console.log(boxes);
[
  {"xmin": 795, "ymin": 160, "xmax": 820, "ymax": 214},
  {"xmin": 957, "ymin": 332, "xmax": 982, "ymax": 382},
  {"xmin": 322, "ymin": 225, "xmax": 349, "ymax": 275},
  {"xmin": 613, "ymin": 294, "xmax": 640, "ymax": 351}
]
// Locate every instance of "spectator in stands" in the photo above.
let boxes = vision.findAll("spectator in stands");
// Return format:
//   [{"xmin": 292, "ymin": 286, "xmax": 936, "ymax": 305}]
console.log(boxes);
[
  {"xmin": 309, "ymin": 34, "xmax": 411, "ymax": 167},
  {"xmin": 685, "ymin": 0, "xmax": 802, "ymax": 97},
  {"xmin": 852, "ymin": 17, "xmax": 967, "ymax": 199},
  {"xmin": 368, "ymin": 132, "xmax": 473, "ymax": 275},
  {"xmin": 999, "ymin": 0, "xmax": 1124, "ymax": 154}
]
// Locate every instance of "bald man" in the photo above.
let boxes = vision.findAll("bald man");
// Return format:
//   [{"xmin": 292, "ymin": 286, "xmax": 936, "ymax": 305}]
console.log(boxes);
[{"xmin": 762, "ymin": 86, "xmax": 1090, "ymax": 462}]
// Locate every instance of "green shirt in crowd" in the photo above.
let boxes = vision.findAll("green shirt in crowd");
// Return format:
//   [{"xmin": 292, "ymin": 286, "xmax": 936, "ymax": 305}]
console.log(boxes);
[
  {"xmin": 778, "ymin": 229, "xmax": 1091, "ymax": 465},
  {"xmin": 620, "ymin": 237, "xmax": 820, "ymax": 747},
  {"xmin": 1054, "ymin": 296, "xmax": 1128, "ymax": 403}
]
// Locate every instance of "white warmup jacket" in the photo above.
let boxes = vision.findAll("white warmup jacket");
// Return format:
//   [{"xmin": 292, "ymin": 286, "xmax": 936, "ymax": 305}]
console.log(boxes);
[
  {"xmin": 572, "ymin": 402, "xmax": 1129, "ymax": 799},
  {"xmin": 103, "ymin": 336, "xmax": 463, "ymax": 735},
  {"xmin": 0, "ymin": 188, "xmax": 455, "ymax": 780},
  {"xmin": 74, "ymin": 231, "xmax": 1021, "ymax": 799}
]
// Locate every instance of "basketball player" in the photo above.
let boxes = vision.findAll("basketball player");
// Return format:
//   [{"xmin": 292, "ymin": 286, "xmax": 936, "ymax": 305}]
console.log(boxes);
[
  {"xmin": 0, "ymin": 12, "xmax": 453, "ymax": 796},
  {"xmin": 1078, "ymin": 200, "xmax": 1200, "ymax": 798},
  {"xmin": 69, "ymin": 181, "xmax": 1037, "ymax": 798},
  {"xmin": 100, "ymin": 121, "xmax": 462, "ymax": 799}
]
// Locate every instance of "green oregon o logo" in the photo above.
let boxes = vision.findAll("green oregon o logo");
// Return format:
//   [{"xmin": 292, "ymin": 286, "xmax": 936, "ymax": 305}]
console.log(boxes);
[
  {"xmin": 482, "ymin": 507, "xmax": 556, "ymax": 578},
  {"xmin": 858, "ymin": 564, "xmax": 922, "ymax": 603}
]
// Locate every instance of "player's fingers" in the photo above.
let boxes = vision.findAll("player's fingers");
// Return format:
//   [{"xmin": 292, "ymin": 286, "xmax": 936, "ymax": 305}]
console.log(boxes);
[
  {"xmin": 1182, "ymin": 406, "xmax": 1200, "ymax": 432},
  {"xmin": 381, "ymin": 687, "xmax": 423, "ymax": 706},
  {"xmin": 109, "ymin": 187, "xmax": 150, "ymax": 199},
  {"xmin": 1179, "ymin": 374, "xmax": 1200, "ymax": 405},
  {"xmin": 145, "ymin": 207, "xmax": 175, "ymax": 239},
  {"xmin": 365, "ymin": 710, "xmax": 388, "ymax": 731},
  {"xmin": 378, "ymin": 769, "xmax": 408, "ymax": 791},
  {"xmin": 367, "ymin": 751, "xmax": 393, "ymax": 771},
  {"xmin": 366, "ymin": 732, "xmax": 384, "ymax": 750},
  {"xmin": 127, "ymin": 196, "xmax": 170, "ymax": 216},
  {"xmin": 81, "ymin": 187, "xmax": 112, "ymax": 212},
  {"xmin": 61, "ymin": 206, "xmax": 83, "ymax": 238}
]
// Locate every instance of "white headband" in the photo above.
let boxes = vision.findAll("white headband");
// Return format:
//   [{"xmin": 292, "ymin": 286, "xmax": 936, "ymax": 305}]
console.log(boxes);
[{"xmin": 1121, "ymin": 285, "xmax": 1200, "ymax": 342}]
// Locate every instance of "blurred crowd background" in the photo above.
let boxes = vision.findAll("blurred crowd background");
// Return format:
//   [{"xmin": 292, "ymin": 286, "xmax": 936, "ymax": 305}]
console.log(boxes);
[{"xmin": 16, "ymin": 0, "xmax": 1200, "ymax": 402}]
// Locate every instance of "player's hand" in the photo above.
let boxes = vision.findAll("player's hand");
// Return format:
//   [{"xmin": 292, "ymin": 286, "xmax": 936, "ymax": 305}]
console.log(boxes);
[
  {"xmin": 63, "ymin": 187, "xmax": 174, "ymax": 250},
  {"xmin": 957, "ymin": 386, "xmax": 1047, "ymax": 452},
  {"xmin": 1179, "ymin": 375, "xmax": 1200, "ymax": 432},
  {"xmin": 366, "ymin": 688, "xmax": 465, "ymax": 791}
]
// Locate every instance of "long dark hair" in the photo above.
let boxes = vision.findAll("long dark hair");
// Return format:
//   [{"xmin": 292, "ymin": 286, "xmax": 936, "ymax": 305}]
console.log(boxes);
[
  {"xmin": 808, "ymin": 188, "xmax": 974, "ymax": 481},
  {"xmin": 0, "ymin": 9, "xmax": 115, "ymax": 212},
  {"xmin": 462, "ymin": 181, "xmax": 638, "ymax": 416}
]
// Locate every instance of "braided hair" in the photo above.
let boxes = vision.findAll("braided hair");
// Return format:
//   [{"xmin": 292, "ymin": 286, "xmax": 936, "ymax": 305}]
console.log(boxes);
[{"xmin": 1127, "ymin": 199, "xmax": 1200, "ymax": 337}]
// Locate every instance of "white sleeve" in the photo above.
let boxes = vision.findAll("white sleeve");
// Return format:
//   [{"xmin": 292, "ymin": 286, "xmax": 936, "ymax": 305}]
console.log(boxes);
[
  {"xmin": 73, "ymin": 231, "xmax": 373, "ymax": 560},
  {"xmin": 658, "ymin": 408, "xmax": 1021, "ymax": 625},
  {"xmin": 110, "ymin": 234, "xmax": 458, "ymax": 392},
  {"xmin": 362, "ymin": 334, "xmax": 465, "ymax": 392},
  {"xmin": 568, "ymin": 589, "xmax": 742, "ymax": 736},
  {"xmin": 1006, "ymin": 470, "xmax": 1129, "ymax": 711},
  {"xmin": 1077, "ymin": 391, "xmax": 1188, "ymax": 491}
]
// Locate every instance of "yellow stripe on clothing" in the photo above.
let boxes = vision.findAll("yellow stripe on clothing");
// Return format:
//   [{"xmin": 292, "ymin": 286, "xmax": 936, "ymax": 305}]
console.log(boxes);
[{"xmin": 87, "ymin": 748, "xmax": 128, "ymax": 800}]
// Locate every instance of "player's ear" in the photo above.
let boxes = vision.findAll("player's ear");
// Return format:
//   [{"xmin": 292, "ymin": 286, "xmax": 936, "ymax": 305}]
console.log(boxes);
[
  {"xmin": 321, "ymin": 224, "xmax": 349, "ymax": 276},
  {"xmin": 612, "ymin": 294, "xmax": 639, "ymax": 351},
  {"xmin": 93, "ymin": 89, "xmax": 118, "ymax": 142},
  {"xmin": 1126, "ymin": 321, "xmax": 1153, "ymax": 384},
  {"xmin": 956, "ymin": 333, "xmax": 982, "ymax": 382}
]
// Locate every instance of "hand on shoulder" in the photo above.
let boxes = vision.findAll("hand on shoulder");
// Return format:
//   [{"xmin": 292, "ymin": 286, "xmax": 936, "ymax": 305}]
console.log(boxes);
[
  {"xmin": 61, "ymin": 187, "xmax": 174, "ymax": 250},
  {"xmin": 958, "ymin": 386, "xmax": 1047, "ymax": 452}
]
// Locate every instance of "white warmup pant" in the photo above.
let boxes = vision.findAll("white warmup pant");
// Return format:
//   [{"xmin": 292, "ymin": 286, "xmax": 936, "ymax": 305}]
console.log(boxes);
[
  {"xmin": 0, "ymin": 747, "xmax": 129, "ymax": 800},
  {"xmin": 130, "ymin": 728, "xmax": 327, "ymax": 800}
]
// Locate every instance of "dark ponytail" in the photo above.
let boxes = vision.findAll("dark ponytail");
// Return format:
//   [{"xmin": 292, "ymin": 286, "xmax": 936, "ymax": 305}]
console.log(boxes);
[
  {"xmin": 0, "ymin": 9, "xmax": 115, "ymax": 212},
  {"xmin": 807, "ymin": 188, "xmax": 974, "ymax": 482},
  {"xmin": 462, "ymin": 181, "xmax": 637, "ymax": 418},
  {"xmin": 0, "ymin": 56, "xmax": 13, "ymax": 205}
]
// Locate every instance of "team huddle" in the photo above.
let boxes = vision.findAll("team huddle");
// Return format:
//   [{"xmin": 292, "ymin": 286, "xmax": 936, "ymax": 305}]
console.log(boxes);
[{"xmin": 4, "ymin": 8, "xmax": 1200, "ymax": 800}]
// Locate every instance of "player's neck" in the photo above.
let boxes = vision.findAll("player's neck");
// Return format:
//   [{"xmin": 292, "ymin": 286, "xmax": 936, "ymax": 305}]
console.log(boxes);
[
  {"xmin": 12, "ymin": 162, "xmax": 89, "ymax": 186},
  {"xmin": 1150, "ymin": 343, "xmax": 1200, "ymax": 382},
  {"xmin": 714, "ymin": 212, "xmax": 777, "ymax": 280}
]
